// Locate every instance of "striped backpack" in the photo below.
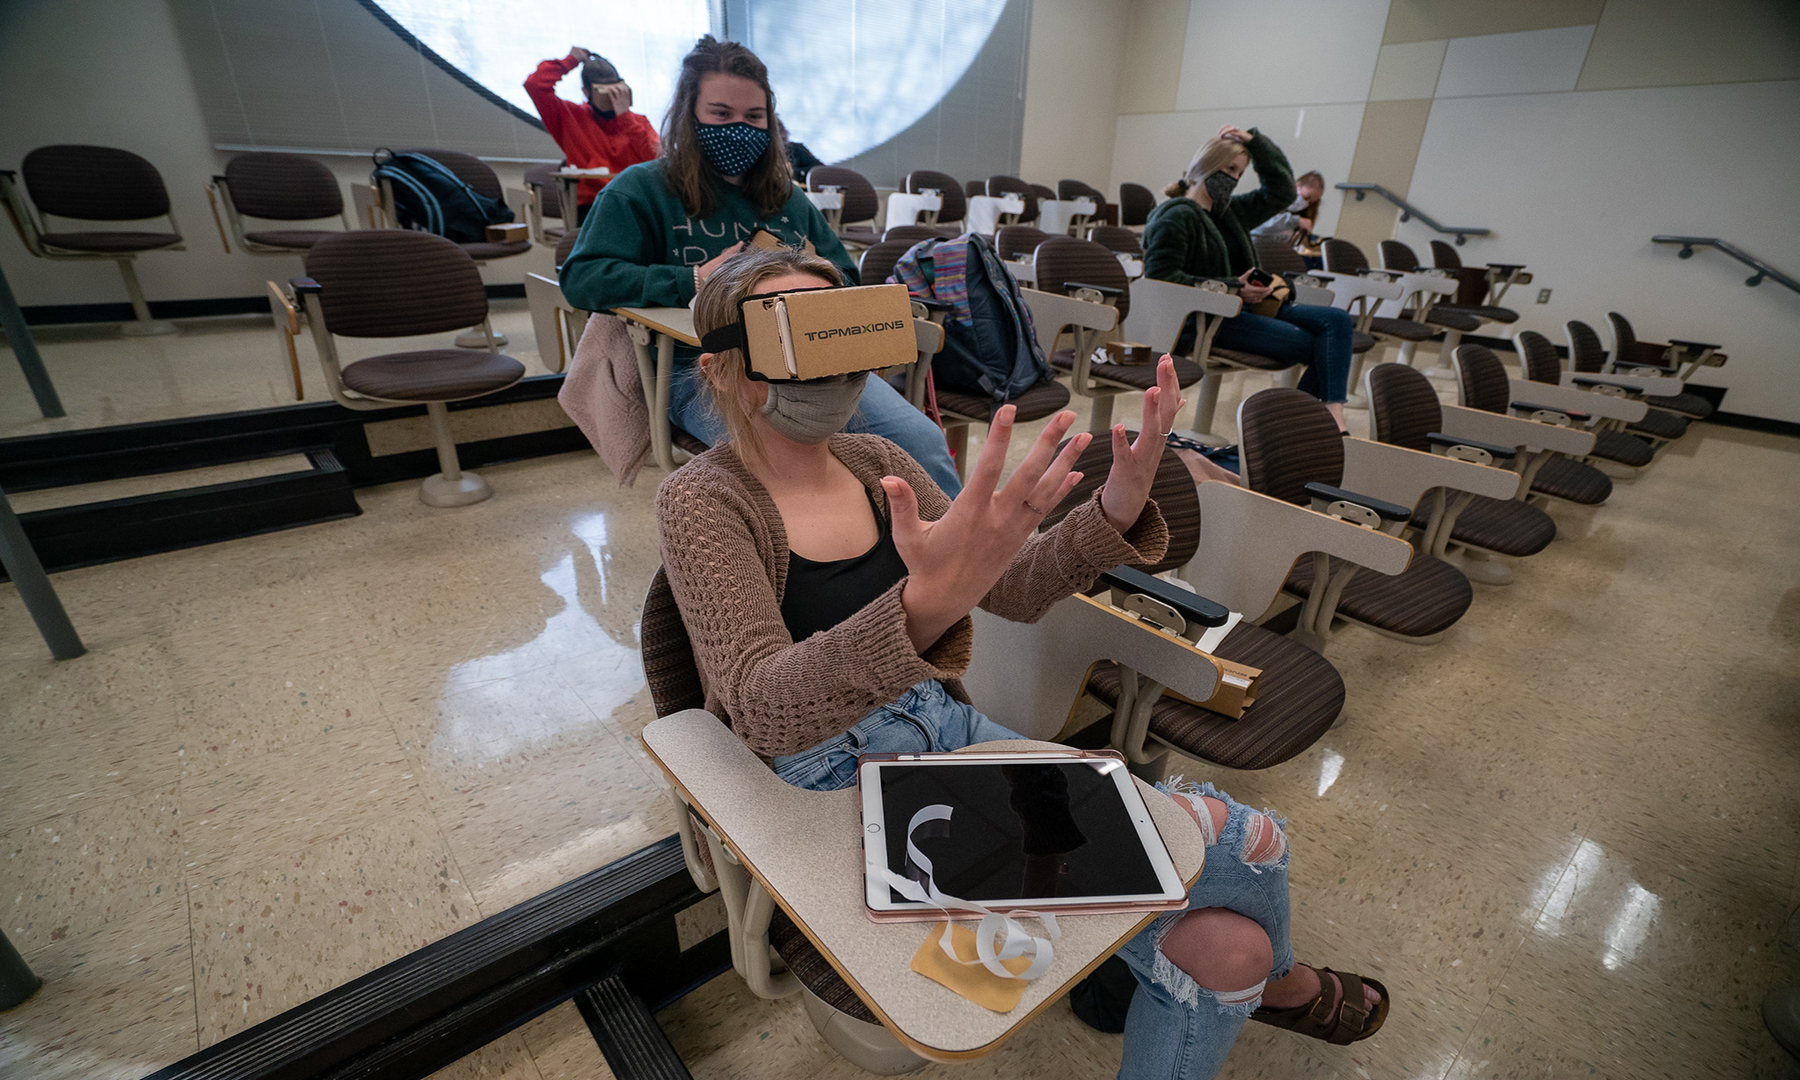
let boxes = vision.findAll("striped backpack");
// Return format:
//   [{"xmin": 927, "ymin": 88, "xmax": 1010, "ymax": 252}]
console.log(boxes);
[{"xmin": 891, "ymin": 233, "xmax": 1051, "ymax": 409}]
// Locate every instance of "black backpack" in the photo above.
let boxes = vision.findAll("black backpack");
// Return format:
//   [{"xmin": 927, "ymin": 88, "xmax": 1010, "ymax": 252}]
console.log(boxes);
[
  {"xmin": 371, "ymin": 149, "xmax": 513, "ymax": 244},
  {"xmin": 891, "ymin": 234, "xmax": 1052, "ymax": 408}
]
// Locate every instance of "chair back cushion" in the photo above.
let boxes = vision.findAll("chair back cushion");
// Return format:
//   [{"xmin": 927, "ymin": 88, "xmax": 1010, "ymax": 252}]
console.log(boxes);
[
  {"xmin": 1253, "ymin": 234, "xmax": 1307, "ymax": 274},
  {"xmin": 903, "ymin": 169, "xmax": 967, "ymax": 223},
  {"xmin": 1029, "ymin": 183, "xmax": 1057, "ymax": 203},
  {"xmin": 964, "ymin": 179, "xmax": 986, "ymax": 200},
  {"xmin": 1367, "ymin": 361, "xmax": 1442, "ymax": 451},
  {"xmin": 1514, "ymin": 330, "xmax": 1561, "ymax": 383},
  {"xmin": 858, "ymin": 239, "xmax": 913, "ymax": 286},
  {"xmin": 23, "ymin": 145, "xmax": 170, "ymax": 221},
  {"xmin": 1033, "ymin": 236, "xmax": 1132, "ymax": 321},
  {"xmin": 225, "ymin": 152, "xmax": 342, "ymax": 220},
  {"xmin": 1044, "ymin": 435, "xmax": 1198, "ymax": 574},
  {"xmin": 986, "ymin": 175, "xmax": 1039, "ymax": 222},
  {"xmin": 1118, "ymin": 183, "xmax": 1155, "ymax": 227},
  {"xmin": 807, "ymin": 166, "xmax": 878, "ymax": 225},
  {"xmin": 401, "ymin": 147, "xmax": 503, "ymax": 200},
  {"xmin": 643, "ymin": 568, "xmax": 708, "ymax": 717},
  {"xmin": 304, "ymin": 230, "xmax": 488, "ymax": 337},
  {"xmin": 524, "ymin": 161, "xmax": 563, "ymax": 218},
  {"xmin": 554, "ymin": 230, "xmax": 580, "ymax": 277},
  {"xmin": 1454, "ymin": 344, "xmax": 1511, "ymax": 413},
  {"xmin": 1378, "ymin": 240, "xmax": 1419, "ymax": 272},
  {"xmin": 882, "ymin": 224, "xmax": 941, "ymax": 245},
  {"xmin": 995, "ymin": 225, "xmax": 1050, "ymax": 262},
  {"xmin": 1565, "ymin": 320, "xmax": 1607, "ymax": 372},
  {"xmin": 1429, "ymin": 239, "xmax": 1462, "ymax": 269},
  {"xmin": 1090, "ymin": 225, "xmax": 1143, "ymax": 257},
  {"xmin": 1237, "ymin": 388, "xmax": 1345, "ymax": 504},
  {"xmin": 1321, "ymin": 238, "xmax": 1369, "ymax": 273},
  {"xmin": 1058, "ymin": 179, "xmax": 1105, "ymax": 203}
]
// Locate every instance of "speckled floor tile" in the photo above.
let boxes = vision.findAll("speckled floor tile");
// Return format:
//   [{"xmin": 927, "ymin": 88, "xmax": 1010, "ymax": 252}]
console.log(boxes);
[
  {"xmin": 188, "ymin": 814, "xmax": 478, "ymax": 1045},
  {"xmin": 172, "ymin": 656, "xmax": 388, "ymax": 777},
  {"xmin": 518, "ymin": 1001, "xmax": 615, "ymax": 1080},
  {"xmin": 423, "ymin": 1031, "xmax": 545, "ymax": 1080}
]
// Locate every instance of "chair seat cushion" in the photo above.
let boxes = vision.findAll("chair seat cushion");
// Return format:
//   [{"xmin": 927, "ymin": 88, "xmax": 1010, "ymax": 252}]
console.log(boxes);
[
  {"xmin": 1283, "ymin": 550, "xmax": 1472, "ymax": 639},
  {"xmin": 39, "ymin": 231, "xmax": 182, "ymax": 253},
  {"xmin": 1402, "ymin": 307, "xmax": 1481, "ymax": 332},
  {"xmin": 1209, "ymin": 346, "xmax": 1291, "ymax": 372},
  {"xmin": 1366, "ymin": 317, "xmax": 1435, "ymax": 341},
  {"xmin": 1349, "ymin": 331, "xmax": 1377, "ymax": 354},
  {"xmin": 839, "ymin": 227, "xmax": 882, "ymax": 247},
  {"xmin": 1643, "ymin": 391, "xmax": 1713, "ymax": 419},
  {"xmin": 1628, "ymin": 408, "xmax": 1688, "ymax": 440},
  {"xmin": 1449, "ymin": 304, "xmax": 1518, "ymax": 324},
  {"xmin": 1052, "ymin": 349, "xmax": 1203, "ymax": 388},
  {"xmin": 244, "ymin": 229, "xmax": 338, "ymax": 250},
  {"xmin": 936, "ymin": 379, "xmax": 1070, "ymax": 422},
  {"xmin": 1085, "ymin": 623, "xmax": 1344, "ymax": 770},
  {"xmin": 457, "ymin": 240, "xmax": 532, "ymax": 261},
  {"xmin": 340, "ymin": 349, "xmax": 525, "ymax": 401},
  {"xmin": 1590, "ymin": 428, "xmax": 1654, "ymax": 467},
  {"xmin": 1411, "ymin": 492, "xmax": 1556, "ymax": 558},
  {"xmin": 1530, "ymin": 455, "xmax": 1612, "ymax": 505},
  {"xmin": 769, "ymin": 909, "xmax": 880, "ymax": 1025}
]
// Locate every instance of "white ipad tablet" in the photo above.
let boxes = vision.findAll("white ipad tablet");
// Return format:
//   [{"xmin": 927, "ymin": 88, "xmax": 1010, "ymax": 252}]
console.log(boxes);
[{"xmin": 858, "ymin": 751, "xmax": 1189, "ymax": 921}]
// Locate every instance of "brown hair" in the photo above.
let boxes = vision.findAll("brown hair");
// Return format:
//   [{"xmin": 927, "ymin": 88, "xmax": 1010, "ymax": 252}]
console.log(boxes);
[
  {"xmin": 1294, "ymin": 170, "xmax": 1324, "ymax": 223},
  {"xmin": 693, "ymin": 246, "xmax": 845, "ymax": 468},
  {"xmin": 1167, "ymin": 136, "xmax": 1252, "ymax": 199},
  {"xmin": 659, "ymin": 36, "xmax": 793, "ymax": 220}
]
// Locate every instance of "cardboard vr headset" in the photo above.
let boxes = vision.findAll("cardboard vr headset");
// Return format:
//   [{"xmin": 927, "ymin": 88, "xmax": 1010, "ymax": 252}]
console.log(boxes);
[{"xmin": 701, "ymin": 283, "xmax": 917, "ymax": 381}]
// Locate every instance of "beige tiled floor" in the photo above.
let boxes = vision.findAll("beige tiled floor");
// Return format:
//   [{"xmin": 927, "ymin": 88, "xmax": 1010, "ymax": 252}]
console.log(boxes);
[{"xmin": 3, "ymin": 336, "xmax": 1799, "ymax": 1079}]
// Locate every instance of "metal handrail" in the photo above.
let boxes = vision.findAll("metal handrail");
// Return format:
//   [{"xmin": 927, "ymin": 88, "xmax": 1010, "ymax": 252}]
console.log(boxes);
[
  {"xmin": 1653, "ymin": 236, "xmax": 1800, "ymax": 295},
  {"xmin": 1335, "ymin": 183, "xmax": 1491, "ymax": 245}
]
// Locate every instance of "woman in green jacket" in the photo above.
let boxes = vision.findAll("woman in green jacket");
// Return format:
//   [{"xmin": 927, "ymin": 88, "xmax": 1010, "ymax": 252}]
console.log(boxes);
[
  {"xmin": 560, "ymin": 36, "xmax": 961, "ymax": 493},
  {"xmin": 1143, "ymin": 126, "xmax": 1354, "ymax": 428}
]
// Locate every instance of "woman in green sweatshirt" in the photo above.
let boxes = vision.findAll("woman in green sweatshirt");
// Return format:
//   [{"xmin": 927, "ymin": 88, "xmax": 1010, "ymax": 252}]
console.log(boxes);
[
  {"xmin": 560, "ymin": 36, "xmax": 962, "ymax": 493},
  {"xmin": 1143, "ymin": 126, "xmax": 1354, "ymax": 428}
]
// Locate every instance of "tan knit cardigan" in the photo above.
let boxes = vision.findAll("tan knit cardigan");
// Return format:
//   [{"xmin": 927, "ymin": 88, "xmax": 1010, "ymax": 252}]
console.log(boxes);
[{"xmin": 655, "ymin": 433, "xmax": 1170, "ymax": 758}]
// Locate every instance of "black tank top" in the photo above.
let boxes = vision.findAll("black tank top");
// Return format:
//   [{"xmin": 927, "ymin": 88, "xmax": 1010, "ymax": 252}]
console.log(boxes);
[{"xmin": 780, "ymin": 489, "xmax": 910, "ymax": 641}]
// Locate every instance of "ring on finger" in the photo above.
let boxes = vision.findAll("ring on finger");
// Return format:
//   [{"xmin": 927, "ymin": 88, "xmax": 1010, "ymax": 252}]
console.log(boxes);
[{"xmin": 1023, "ymin": 499, "xmax": 1045, "ymax": 514}]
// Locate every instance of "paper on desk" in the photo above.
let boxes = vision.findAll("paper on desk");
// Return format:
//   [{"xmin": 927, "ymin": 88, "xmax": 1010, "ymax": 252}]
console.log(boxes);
[
  {"xmin": 911, "ymin": 921, "xmax": 1034, "ymax": 1013},
  {"xmin": 1195, "ymin": 611, "xmax": 1242, "ymax": 654}
]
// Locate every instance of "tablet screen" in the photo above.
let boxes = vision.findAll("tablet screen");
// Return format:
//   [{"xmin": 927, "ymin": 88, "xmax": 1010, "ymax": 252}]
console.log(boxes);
[{"xmin": 874, "ymin": 760, "xmax": 1167, "ymax": 904}]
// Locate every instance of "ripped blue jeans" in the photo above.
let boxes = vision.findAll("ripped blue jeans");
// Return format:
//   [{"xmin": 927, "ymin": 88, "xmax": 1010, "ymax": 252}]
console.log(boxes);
[
  {"xmin": 776, "ymin": 686, "xmax": 1293, "ymax": 1080},
  {"xmin": 1114, "ymin": 779, "xmax": 1293, "ymax": 1080}
]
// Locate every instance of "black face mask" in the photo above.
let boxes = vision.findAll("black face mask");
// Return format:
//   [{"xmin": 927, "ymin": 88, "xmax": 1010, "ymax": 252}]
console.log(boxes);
[
  {"xmin": 589, "ymin": 104, "xmax": 617, "ymax": 121},
  {"xmin": 1203, "ymin": 170, "xmax": 1239, "ymax": 209}
]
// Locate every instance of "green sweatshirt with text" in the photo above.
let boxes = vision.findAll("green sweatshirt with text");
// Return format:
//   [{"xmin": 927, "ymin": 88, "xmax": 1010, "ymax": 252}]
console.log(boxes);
[{"xmin": 559, "ymin": 160, "xmax": 859, "ymax": 337}]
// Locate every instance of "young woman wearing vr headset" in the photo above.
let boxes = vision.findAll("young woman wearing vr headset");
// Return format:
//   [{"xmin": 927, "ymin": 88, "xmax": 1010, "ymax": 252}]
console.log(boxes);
[
  {"xmin": 560, "ymin": 35, "xmax": 963, "ymax": 494},
  {"xmin": 656, "ymin": 246, "xmax": 1389, "ymax": 1080}
]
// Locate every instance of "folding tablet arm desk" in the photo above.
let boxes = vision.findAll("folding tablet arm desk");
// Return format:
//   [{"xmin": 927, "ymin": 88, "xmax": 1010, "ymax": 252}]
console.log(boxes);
[
  {"xmin": 640, "ymin": 719, "xmax": 1207, "ymax": 1063},
  {"xmin": 612, "ymin": 306, "xmax": 700, "ymax": 473}
]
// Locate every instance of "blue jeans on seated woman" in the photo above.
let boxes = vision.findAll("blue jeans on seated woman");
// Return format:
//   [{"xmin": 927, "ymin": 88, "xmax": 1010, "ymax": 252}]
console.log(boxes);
[
  {"xmin": 1211, "ymin": 302, "xmax": 1354, "ymax": 405},
  {"xmin": 776, "ymin": 680, "xmax": 1294, "ymax": 1080},
  {"xmin": 669, "ymin": 362, "xmax": 963, "ymax": 495}
]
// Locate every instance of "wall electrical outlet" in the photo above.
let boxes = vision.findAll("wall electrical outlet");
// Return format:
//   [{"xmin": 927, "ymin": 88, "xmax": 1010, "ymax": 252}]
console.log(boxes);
[{"xmin": 1537, "ymin": 288, "xmax": 1552, "ymax": 304}]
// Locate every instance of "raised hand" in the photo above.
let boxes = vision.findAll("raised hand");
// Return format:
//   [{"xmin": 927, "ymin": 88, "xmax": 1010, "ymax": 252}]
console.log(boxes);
[
  {"xmin": 1099, "ymin": 356, "xmax": 1186, "ymax": 533},
  {"xmin": 570, "ymin": 46, "xmax": 592, "ymax": 63},
  {"xmin": 885, "ymin": 407, "xmax": 1091, "ymax": 652},
  {"xmin": 1218, "ymin": 124, "xmax": 1251, "ymax": 144}
]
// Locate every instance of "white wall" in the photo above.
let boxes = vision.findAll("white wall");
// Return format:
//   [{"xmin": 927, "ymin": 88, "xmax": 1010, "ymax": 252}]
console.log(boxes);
[
  {"xmin": 1400, "ymin": 79, "xmax": 1800, "ymax": 421},
  {"xmin": 1017, "ymin": 0, "xmax": 1132, "ymax": 190}
]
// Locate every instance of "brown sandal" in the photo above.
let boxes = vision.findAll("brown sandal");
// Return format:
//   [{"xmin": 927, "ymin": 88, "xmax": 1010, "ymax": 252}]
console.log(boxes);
[{"xmin": 1250, "ymin": 966, "xmax": 1388, "ymax": 1045}]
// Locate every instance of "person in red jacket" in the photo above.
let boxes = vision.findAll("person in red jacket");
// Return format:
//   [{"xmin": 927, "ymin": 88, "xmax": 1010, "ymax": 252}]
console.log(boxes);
[{"xmin": 524, "ymin": 48, "xmax": 660, "ymax": 222}]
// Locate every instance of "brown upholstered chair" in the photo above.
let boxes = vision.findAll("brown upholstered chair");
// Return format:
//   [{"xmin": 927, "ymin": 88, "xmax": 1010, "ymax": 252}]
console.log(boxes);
[
  {"xmin": 378, "ymin": 148, "xmax": 532, "ymax": 348},
  {"xmin": 805, "ymin": 165, "xmax": 881, "ymax": 249},
  {"xmin": 1091, "ymin": 225, "xmax": 1143, "ymax": 258},
  {"xmin": 1032, "ymin": 237, "xmax": 1209, "ymax": 434},
  {"xmin": 1253, "ymin": 235, "xmax": 1380, "ymax": 359},
  {"xmin": 1380, "ymin": 240, "xmax": 1517, "ymax": 324},
  {"xmin": 1452, "ymin": 344, "xmax": 1613, "ymax": 508},
  {"xmin": 522, "ymin": 161, "xmax": 568, "ymax": 246},
  {"xmin": 1565, "ymin": 320, "xmax": 1689, "ymax": 445},
  {"xmin": 1118, "ymin": 183, "xmax": 1155, "ymax": 231},
  {"xmin": 524, "ymin": 230, "xmax": 586, "ymax": 374},
  {"xmin": 1051, "ymin": 179, "xmax": 1104, "ymax": 236},
  {"xmin": 208, "ymin": 152, "xmax": 348, "ymax": 256},
  {"xmin": 295, "ymin": 231, "xmax": 525, "ymax": 507},
  {"xmin": 1605, "ymin": 312, "xmax": 1720, "ymax": 419},
  {"xmin": 856, "ymin": 239, "xmax": 913, "ymax": 288},
  {"xmin": 1429, "ymin": 240, "xmax": 1534, "ymax": 310},
  {"xmin": 1237, "ymin": 388, "xmax": 1474, "ymax": 648},
  {"xmin": 1327, "ymin": 238, "xmax": 1468, "ymax": 377},
  {"xmin": 1366, "ymin": 362, "xmax": 1558, "ymax": 584},
  {"xmin": 984, "ymin": 175, "xmax": 1039, "ymax": 226},
  {"xmin": 994, "ymin": 224, "xmax": 1051, "ymax": 263},
  {"xmin": 1, "ymin": 145, "xmax": 185, "ymax": 335},
  {"xmin": 900, "ymin": 169, "xmax": 967, "ymax": 235},
  {"xmin": 879, "ymin": 224, "xmax": 940, "ymax": 245},
  {"xmin": 1515, "ymin": 330, "xmax": 1656, "ymax": 471}
]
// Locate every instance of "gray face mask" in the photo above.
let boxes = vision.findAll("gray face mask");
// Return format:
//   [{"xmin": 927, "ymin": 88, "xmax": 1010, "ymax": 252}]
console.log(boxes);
[
  {"xmin": 1203, "ymin": 170, "xmax": 1239, "ymax": 208},
  {"xmin": 759, "ymin": 371, "xmax": 867, "ymax": 444}
]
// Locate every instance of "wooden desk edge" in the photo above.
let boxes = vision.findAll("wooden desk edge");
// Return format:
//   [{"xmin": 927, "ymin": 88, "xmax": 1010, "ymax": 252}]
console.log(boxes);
[
  {"xmin": 640, "ymin": 729, "xmax": 1202, "ymax": 1064},
  {"xmin": 612, "ymin": 306, "xmax": 701, "ymax": 347}
]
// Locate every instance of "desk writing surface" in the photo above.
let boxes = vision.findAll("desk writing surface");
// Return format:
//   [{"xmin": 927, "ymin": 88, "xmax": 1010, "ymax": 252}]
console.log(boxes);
[
  {"xmin": 612, "ymin": 306, "xmax": 699, "ymax": 347},
  {"xmin": 641, "ymin": 711, "xmax": 1206, "ymax": 1062}
]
